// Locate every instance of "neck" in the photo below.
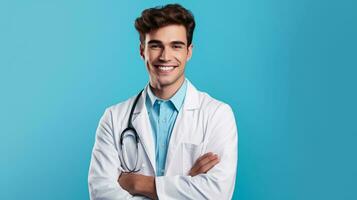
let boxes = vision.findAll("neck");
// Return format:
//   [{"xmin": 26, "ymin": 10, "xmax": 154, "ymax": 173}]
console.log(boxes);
[{"xmin": 150, "ymin": 77, "xmax": 185, "ymax": 100}]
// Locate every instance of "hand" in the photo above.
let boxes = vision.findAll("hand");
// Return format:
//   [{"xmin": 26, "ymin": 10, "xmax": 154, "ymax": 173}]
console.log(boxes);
[
  {"xmin": 118, "ymin": 173, "xmax": 158, "ymax": 200},
  {"xmin": 118, "ymin": 173, "xmax": 139, "ymax": 195},
  {"xmin": 189, "ymin": 152, "xmax": 220, "ymax": 176}
]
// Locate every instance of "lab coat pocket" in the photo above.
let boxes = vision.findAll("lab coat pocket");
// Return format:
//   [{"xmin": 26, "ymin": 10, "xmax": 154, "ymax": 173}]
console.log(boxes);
[{"xmin": 181, "ymin": 142, "xmax": 203, "ymax": 175}]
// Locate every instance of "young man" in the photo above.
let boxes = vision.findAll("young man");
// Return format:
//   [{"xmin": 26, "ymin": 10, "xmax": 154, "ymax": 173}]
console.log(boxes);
[{"xmin": 88, "ymin": 4, "xmax": 238, "ymax": 200}]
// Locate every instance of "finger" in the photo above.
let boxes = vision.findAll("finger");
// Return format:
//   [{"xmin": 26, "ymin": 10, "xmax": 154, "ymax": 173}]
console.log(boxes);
[
  {"xmin": 190, "ymin": 154, "xmax": 219, "ymax": 175},
  {"xmin": 193, "ymin": 156, "xmax": 219, "ymax": 175},
  {"xmin": 197, "ymin": 157, "xmax": 220, "ymax": 174},
  {"xmin": 191, "ymin": 152, "xmax": 214, "ymax": 169},
  {"xmin": 190, "ymin": 154, "xmax": 218, "ymax": 173},
  {"xmin": 196, "ymin": 152, "xmax": 214, "ymax": 163},
  {"xmin": 189, "ymin": 157, "xmax": 219, "ymax": 177}
]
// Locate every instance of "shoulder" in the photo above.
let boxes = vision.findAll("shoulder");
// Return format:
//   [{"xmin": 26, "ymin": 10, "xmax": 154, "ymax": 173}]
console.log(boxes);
[
  {"xmin": 194, "ymin": 89, "xmax": 237, "ymax": 141},
  {"xmin": 196, "ymin": 90, "xmax": 234, "ymax": 116}
]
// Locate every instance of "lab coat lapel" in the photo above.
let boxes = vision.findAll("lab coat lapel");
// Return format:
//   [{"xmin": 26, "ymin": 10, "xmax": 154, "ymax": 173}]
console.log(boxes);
[
  {"xmin": 165, "ymin": 80, "xmax": 200, "ymax": 173},
  {"xmin": 131, "ymin": 89, "xmax": 156, "ymax": 174}
]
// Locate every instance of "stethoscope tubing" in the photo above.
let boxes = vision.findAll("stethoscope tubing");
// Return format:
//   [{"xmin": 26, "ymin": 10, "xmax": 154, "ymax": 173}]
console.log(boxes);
[{"xmin": 119, "ymin": 89, "xmax": 144, "ymax": 173}]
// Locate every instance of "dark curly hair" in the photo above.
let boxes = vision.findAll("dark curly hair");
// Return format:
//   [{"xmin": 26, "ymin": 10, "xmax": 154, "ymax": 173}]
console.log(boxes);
[{"xmin": 134, "ymin": 4, "xmax": 196, "ymax": 46}]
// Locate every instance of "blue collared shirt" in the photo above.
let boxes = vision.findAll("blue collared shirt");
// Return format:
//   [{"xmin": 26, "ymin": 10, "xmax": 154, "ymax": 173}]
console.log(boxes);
[{"xmin": 145, "ymin": 79, "xmax": 187, "ymax": 176}]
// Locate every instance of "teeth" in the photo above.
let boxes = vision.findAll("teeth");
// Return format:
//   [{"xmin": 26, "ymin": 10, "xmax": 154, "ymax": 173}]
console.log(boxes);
[{"xmin": 158, "ymin": 66, "xmax": 174, "ymax": 71}]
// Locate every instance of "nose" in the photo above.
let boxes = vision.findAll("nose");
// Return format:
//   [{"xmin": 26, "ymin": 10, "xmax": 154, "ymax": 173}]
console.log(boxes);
[{"xmin": 159, "ymin": 47, "xmax": 171, "ymax": 61}]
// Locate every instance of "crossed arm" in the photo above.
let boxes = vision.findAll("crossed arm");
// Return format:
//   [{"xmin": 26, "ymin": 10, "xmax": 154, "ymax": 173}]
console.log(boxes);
[
  {"xmin": 118, "ymin": 153, "xmax": 220, "ymax": 199},
  {"xmin": 89, "ymin": 104, "xmax": 237, "ymax": 199}
]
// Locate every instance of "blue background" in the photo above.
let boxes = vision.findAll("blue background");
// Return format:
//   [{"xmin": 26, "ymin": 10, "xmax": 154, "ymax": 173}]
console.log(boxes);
[{"xmin": 1, "ymin": 0, "xmax": 356, "ymax": 199}]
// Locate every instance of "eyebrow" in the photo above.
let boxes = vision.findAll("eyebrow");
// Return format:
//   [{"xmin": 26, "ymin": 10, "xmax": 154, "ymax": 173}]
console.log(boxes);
[
  {"xmin": 172, "ymin": 41, "xmax": 186, "ymax": 46},
  {"xmin": 148, "ymin": 40, "xmax": 186, "ymax": 46}
]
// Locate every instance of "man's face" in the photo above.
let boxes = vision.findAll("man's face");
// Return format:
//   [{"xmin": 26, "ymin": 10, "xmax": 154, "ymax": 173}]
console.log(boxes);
[{"xmin": 140, "ymin": 24, "xmax": 193, "ymax": 89}]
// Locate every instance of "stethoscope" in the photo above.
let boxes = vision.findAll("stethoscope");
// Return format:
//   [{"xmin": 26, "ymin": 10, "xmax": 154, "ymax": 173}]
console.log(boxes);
[{"xmin": 119, "ymin": 89, "xmax": 144, "ymax": 173}]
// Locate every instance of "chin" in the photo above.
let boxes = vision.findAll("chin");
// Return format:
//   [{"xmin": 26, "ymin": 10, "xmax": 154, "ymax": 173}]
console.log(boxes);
[
  {"xmin": 157, "ymin": 79, "xmax": 175, "ymax": 87},
  {"xmin": 156, "ymin": 76, "xmax": 179, "ymax": 87}
]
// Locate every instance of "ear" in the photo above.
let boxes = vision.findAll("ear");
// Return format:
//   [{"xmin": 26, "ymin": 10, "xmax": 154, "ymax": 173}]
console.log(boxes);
[
  {"xmin": 139, "ymin": 43, "xmax": 145, "ymax": 60},
  {"xmin": 186, "ymin": 44, "xmax": 193, "ymax": 61}
]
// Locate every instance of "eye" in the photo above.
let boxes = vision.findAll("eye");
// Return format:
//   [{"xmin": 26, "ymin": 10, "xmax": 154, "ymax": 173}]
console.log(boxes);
[
  {"xmin": 149, "ymin": 44, "xmax": 161, "ymax": 49},
  {"xmin": 173, "ymin": 45, "xmax": 184, "ymax": 49}
]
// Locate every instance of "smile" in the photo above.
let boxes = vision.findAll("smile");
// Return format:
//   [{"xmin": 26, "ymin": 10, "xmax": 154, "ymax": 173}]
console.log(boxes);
[{"xmin": 154, "ymin": 65, "xmax": 177, "ymax": 72}]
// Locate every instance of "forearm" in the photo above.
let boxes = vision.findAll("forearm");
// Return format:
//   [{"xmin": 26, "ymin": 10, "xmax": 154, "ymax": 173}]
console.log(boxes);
[
  {"xmin": 155, "ymin": 173, "xmax": 236, "ymax": 200},
  {"xmin": 120, "ymin": 169, "xmax": 235, "ymax": 200},
  {"xmin": 119, "ymin": 173, "xmax": 233, "ymax": 200}
]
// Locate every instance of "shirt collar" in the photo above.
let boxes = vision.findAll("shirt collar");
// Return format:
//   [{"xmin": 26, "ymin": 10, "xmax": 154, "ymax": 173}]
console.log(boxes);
[{"xmin": 146, "ymin": 79, "xmax": 187, "ymax": 111}]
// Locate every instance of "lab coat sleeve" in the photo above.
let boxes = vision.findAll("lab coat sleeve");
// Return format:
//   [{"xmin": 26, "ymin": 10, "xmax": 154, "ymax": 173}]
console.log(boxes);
[
  {"xmin": 155, "ymin": 103, "xmax": 238, "ymax": 200},
  {"xmin": 88, "ymin": 108, "xmax": 144, "ymax": 200}
]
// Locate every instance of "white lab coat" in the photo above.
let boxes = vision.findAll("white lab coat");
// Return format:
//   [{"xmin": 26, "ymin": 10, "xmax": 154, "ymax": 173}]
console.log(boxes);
[{"xmin": 88, "ymin": 80, "xmax": 238, "ymax": 200}]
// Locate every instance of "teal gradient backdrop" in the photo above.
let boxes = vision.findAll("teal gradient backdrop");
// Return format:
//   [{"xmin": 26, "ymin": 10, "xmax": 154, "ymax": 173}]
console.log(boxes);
[{"xmin": 1, "ymin": 0, "xmax": 356, "ymax": 199}]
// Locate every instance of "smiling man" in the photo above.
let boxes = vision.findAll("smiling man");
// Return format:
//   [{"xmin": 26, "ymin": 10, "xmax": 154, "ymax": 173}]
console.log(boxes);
[
  {"xmin": 141, "ymin": 24, "xmax": 190, "ymax": 100},
  {"xmin": 88, "ymin": 4, "xmax": 238, "ymax": 200}
]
